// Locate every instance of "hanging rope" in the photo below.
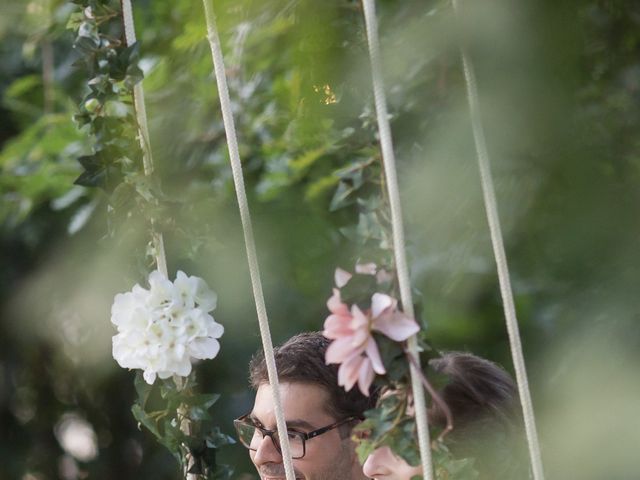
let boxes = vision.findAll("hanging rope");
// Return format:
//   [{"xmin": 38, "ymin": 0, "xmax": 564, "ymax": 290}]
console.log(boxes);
[
  {"xmin": 451, "ymin": 1, "xmax": 546, "ymax": 479},
  {"xmin": 360, "ymin": 1, "xmax": 434, "ymax": 478},
  {"xmin": 121, "ymin": 0, "xmax": 167, "ymax": 278},
  {"xmin": 201, "ymin": 2, "xmax": 296, "ymax": 480}
]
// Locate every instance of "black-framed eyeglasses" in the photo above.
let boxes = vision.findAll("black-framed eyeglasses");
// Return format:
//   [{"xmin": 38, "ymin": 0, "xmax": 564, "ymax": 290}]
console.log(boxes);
[{"xmin": 233, "ymin": 413, "xmax": 358, "ymax": 459}]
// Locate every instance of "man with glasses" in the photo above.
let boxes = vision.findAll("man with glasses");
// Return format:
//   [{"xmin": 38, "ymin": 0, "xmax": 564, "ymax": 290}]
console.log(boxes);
[{"xmin": 234, "ymin": 332, "xmax": 377, "ymax": 479}]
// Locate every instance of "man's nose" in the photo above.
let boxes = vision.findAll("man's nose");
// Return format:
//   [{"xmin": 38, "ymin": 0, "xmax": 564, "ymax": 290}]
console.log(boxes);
[{"xmin": 252, "ymin": 434, "xmax": 282, "ymax": 465}]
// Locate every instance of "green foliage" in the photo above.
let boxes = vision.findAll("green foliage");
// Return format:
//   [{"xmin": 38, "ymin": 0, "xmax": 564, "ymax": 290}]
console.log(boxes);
[
  {"xmin": 432, "ymin": 442, "xmax": 479, "ymax": 480},
  {"xmin": 354, "ymin": 390, "xmax": 480, "ymax": 479},
  {"xmin": 132, "ymin": 372, "xmax": 234, "ymax": 479},
  {"xmin": 69, "ymin": 0, "xmax": 143, "ymax": 192},
  {"xmin": 353, "ymin": 378, "xmax": 479, "ymax": 480},
  {"xmin": 0, "ymin": 114, "xmax": 88, "ymax": 226}
]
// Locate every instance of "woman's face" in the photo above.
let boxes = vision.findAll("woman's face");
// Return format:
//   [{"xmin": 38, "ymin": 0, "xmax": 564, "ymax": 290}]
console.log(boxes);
[{"xmin": 362, "ymin": 445, "xmax": 422, "ymax": 479}]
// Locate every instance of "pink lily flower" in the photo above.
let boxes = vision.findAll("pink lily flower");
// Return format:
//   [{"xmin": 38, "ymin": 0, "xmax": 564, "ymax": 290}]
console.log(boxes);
[{"xmin": 323, "ymin": 270, "xmax": 421, "ymax": 396}]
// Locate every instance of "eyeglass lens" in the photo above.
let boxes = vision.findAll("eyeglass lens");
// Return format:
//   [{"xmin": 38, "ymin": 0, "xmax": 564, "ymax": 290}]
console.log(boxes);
[{"xmin": 236, "ymin": 422, "xmax": 305, "ymax": 459}]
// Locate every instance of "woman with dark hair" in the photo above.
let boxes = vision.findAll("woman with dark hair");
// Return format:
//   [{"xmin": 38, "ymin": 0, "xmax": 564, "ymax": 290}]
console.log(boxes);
[{"xmin": 362, "ymin": 352, "xmax": 527, "ymax": 480}]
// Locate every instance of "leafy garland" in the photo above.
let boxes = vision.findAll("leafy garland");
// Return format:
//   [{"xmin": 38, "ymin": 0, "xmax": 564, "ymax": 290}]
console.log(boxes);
[
  {"xmin": 132, "ymin": 374, "xmax": 233, "ymax": 478},
  {"xmin": 68, "ymin": 1, "xmax": 233, "ymax": 478},
  {"xmin": 68, "ymin": 0, "xmax": 143, "ymax": 193},
  {"xmin": 324, "ymin": 109, "xmax": 479, "ymax": 479},
  {"xmin": 68, "ymin": 0, "xmax": 180, "ymax": 253}
]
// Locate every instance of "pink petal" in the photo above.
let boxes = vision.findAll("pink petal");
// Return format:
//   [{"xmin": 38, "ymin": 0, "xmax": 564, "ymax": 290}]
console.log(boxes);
[
  {"xmin": 365, "ymin": 337, "xmax": 386, "ymax": 375},
  {"xmin": 371, "ymin": 292, "xmax": 395, "ymax": 318},
  {"xmin": 349, "ymin": 304, "xmax": 370, "ymax": 330},
  {"xmin": 357, "ymin": 358, "xmax": 376, "ymax": 396},
  {"xmin": 334, "ymin": 268, "xmax": 352, "ymax": 288},
  {"xmin": 373, "ymin": 312, "xmax": 420, "ymax": 341},
  {"xmin": 350, "ymin": 327, "xmax": 370, "ymax": 348},
  {"xmin": 339, "ymin": 354, "xmax": 365, "ymax": 391},
  {"xmin": 327, "ymin": 288, "xmax": 350, "ymax": 315},
  {"xmin": 355, "ymin": 262, "xmax": 377, "ymax": 275},
  {"xmin": 326, "ymin": 337, "xmax": 359, "ymax": 364},
  {"xmin": 375, "ymin": 269, "xmax": 393, "ymax": 284},
  {"xmin": 323, "ymin": 313, "xmax": 353, "ymax": 339}
]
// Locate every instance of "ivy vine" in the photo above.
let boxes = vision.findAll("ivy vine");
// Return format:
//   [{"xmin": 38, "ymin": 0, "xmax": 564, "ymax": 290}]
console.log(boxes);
[
  {"xmin": 328, "ymin": 71, "xmax": 481, "ymax": 480},
  {"xmin": 132, "ymin": 373, "xmax": 234, "ymax": 479},
  {"xmin": 68, "ymin": 1, "xmax": 233, "ymax": 478}
]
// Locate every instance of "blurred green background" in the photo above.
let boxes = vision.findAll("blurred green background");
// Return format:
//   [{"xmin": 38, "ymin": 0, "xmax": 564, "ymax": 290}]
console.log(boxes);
[{"xmin": 1, "ymin": 0, "xmax": 639, "ymax": 479}]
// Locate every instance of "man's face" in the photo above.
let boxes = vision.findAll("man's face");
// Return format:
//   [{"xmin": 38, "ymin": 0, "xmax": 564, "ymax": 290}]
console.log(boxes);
[{"xmin": 249, "ymin": 382, "xmax": 366, "ymax": 480}]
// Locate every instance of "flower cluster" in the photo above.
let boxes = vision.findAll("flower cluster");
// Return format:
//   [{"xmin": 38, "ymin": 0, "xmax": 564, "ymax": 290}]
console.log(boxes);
[
  {"xmin": 111, "ymin": 270, "xmax": 223, "ymax": 384},
  {"xmin": 323, "ymin": 265, "xmax": 419, "ymax": 396}
]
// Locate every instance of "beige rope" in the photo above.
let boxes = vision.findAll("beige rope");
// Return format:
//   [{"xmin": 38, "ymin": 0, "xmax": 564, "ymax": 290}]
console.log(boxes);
[
  {"xmin": 451, "ymin": 1, "xmax": 546, "ymax": 479},
  {"xmin": 201, "ymin": 2, "xmax": 296, "ymax": 480},
  {"xmin": 360, "ymin": 1, "xmax": 434, "ymax": 478},
  {"xmin": 120, "ymin": 0, "xmax": 167, "ymax": 278}
]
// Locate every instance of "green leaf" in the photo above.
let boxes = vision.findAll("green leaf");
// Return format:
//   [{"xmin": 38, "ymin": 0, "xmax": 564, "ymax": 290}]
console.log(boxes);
[
  {"xmin": 329, "ymin": 181, "xmax": 355, "ymax": 211},
  {"xmin": 109, "ymin": 182, "xmax": 135, "ymax": 210},
  {"xmin": 305, "ymin": 173, "xmax": 339, "ymax": 201},
  {"xmin": 66, "ymin": 11, "xmax": 84, "ymax": 30},
  {"xmin": 74, "ymin": 35, "xmax": 99, "ymax": 55},
  {"xmin": 289, "ymin": 147, "xmax": 326, "ymax": 176},
  {"xmin": 134, "ymin": 371, "xmax": 153, "ymax": 406},
  {"xmin": 4, "ymin": 75, "xmax": 41, "ymax": 101},
  {"xmin": 131, "ymin": 404, "xmax": 161, "ymax": 439},
  {"xmin": 339, "ymin": 272, "xmax": 377, "ymax": 306},
  {"xmin": 158, "ymin": 417, "xmax": 184, "ymax": 456},
  {"xmin": 187, "ymin": 393, "xmax": 221, "ymax": 409},
  {"xmin": 204, "ymin": 428, "xmax": 235, "ymax": 448},
  {"xmin": 376, "ymin": 335, "xmax": 409, "ymax": 383},
  {"xmin": 74, "ymin": 164, "xmax": 106, "ymax": 188},
  {"xmin": 160, "ymin": 380, "xmax": 178, "ymax": 399},
  {"xmin": 124, "ymin": 65, "xmax": 144, "ymax": 89},
  {"xmin": 188, "ymin": 405, "xmax": 212, "ymax": 421}
]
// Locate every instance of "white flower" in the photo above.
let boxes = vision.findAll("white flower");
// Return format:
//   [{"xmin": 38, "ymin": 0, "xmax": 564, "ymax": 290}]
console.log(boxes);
[
  {"xmin": 111, "ymin": 270, "xmax": 223, "ymax": 384},
  {"xmin": 174, "ymin": 270, "xmax": 218, "ymax": 312}
]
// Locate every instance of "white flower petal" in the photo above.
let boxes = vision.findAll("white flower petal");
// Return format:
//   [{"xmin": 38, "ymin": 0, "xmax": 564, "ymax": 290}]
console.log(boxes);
[
  {"xmin": 143, "ymin": 370, "xmax": 157, "ymax": 385},
  {"xmin": 334, "ymin": 268, "xmax": 353, "ymax": 288},
  {"xmin": 371, "ymin": 292, "xmax": 394, "ymax": 319},
  {"xmin": 194, "ymin": 277, "xmax": 217, "ymax": 312},
  {"xmin": 189, "ymin": 337, "xmax": 220, "ymax": 360},
  {"xmin": 355, "ymin": 262, "xmax": 377, "ymax": 275},
  {"xmin": 206, "ymin": 319, "xmax": 224, "ymax": 338}
]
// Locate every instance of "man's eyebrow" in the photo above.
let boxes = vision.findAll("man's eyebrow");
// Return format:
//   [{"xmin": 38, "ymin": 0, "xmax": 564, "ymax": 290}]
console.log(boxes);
[
  {"xmin": 285, "ymin": 419, "xmax": 317, "ymax": 431},
  {"xmin": 248, "ymin": 414, "xmax": 317, "ymax": 431},
  {"xmin": 248, "ymin": 414, "xmax": 264, "ymax": 428}
]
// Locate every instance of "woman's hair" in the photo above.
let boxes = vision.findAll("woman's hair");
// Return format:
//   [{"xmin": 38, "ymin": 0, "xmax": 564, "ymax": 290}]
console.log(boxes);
[{"xmin": 428, "ymin": 352, "xmax": 527, "ymax": 479}]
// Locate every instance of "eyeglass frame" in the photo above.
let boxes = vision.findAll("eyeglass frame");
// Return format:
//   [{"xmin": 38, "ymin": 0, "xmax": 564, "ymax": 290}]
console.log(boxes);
[{"xmin": 233, "ymin": 413, "xmax": 359, "ymax": 459}]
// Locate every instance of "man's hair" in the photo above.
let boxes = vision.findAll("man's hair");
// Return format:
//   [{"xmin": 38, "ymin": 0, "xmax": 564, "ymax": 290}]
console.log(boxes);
[
  {"xmin": 249, "ymin": 331, "xmax": 378, "ymax": 421},
  {"xmin": 428, "ymin": 352, "xmax": 526, "ymax": 479}
]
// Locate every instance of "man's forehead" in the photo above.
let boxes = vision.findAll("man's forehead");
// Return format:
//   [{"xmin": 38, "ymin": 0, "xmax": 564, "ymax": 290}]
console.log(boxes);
[{"xmin": 252, "ymin": 382, "xmax": 334, "ymax": 427}]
